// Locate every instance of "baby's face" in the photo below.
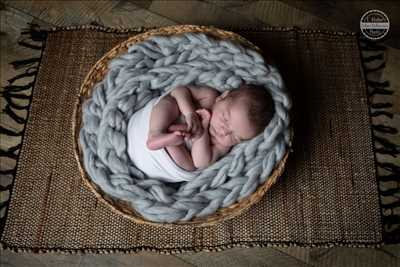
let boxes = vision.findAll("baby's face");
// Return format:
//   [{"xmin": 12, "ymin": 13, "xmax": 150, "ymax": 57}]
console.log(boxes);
[{"xmin": 209, "ymin": 92, "xmax": 258, "ymax": 148}]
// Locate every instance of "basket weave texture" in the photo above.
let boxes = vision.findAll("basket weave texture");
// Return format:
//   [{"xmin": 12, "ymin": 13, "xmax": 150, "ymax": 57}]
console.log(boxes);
[{"xmin": 74, "ymin": 25, "xmax": 292, "ymax": 227}]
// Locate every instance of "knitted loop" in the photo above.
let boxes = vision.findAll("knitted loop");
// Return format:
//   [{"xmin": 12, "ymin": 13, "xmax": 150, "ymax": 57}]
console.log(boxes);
[{"xmin": 79, "ymin": 32, "xmax": 291, "ymax": 223}]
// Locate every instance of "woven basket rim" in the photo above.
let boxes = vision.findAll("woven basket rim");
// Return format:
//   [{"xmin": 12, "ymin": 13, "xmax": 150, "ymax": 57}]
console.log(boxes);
[{"xmin": 72, "ymin": 24, "xmax": 293, "ymax": 227}]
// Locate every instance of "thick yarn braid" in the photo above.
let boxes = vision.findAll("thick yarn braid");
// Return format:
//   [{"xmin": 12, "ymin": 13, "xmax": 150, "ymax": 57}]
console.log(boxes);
[{"xmin": 79, "ymin": 32, "xmax": 292, "ymax": 223}]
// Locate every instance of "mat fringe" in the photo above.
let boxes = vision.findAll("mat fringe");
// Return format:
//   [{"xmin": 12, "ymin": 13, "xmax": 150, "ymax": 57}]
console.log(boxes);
[
  {"xmin": 0, "ymin": 23, "xmax": 396, "ymax": 254},
  {"xmin": 45, "ymin": 23, "xmax": 358, "ymax": 36},
  {"xmin": 0, "ymin": 23, "xmax": 47, "ymax": 237},
  {"xmin": 358, "ymin": 34, "xmax": 400, "ymax": 244},
  {"xmin": 0, "ymin": 240, "xmax": 384, "ymax": 255}
]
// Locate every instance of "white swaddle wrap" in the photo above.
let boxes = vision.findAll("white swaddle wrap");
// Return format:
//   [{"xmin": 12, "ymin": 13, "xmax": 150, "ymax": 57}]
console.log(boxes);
[{"xmin": 127, "ymin": 94, "xmax": 198, "ymax": 182}]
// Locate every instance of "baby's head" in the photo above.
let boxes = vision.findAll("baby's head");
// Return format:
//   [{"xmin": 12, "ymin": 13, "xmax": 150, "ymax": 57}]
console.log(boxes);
[{"xmin": 209, "ymin": 84, "xmax": 275, "ymax": 148}]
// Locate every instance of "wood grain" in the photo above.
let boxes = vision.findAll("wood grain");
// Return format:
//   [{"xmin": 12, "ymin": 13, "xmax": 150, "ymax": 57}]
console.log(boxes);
[
  {"xmin": 281, "ymin": 0, "xmax": 400, "ymax": 49},
  {"xmin": 206, "ymin": 0, "xmax": 345, "ymax": 30},
  {"xmin": 146, "ymin": 0, "xmax": 265, "ymax": 28},
  {"xmin": 0, "ymin": 1, "xmax": 399, "ymax": 266}
]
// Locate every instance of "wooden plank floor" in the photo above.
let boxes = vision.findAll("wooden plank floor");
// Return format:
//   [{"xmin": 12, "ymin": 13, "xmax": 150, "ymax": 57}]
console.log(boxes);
[{"xmin": 1, "ymin": 1, "xmax": 399, "ymax": 266}]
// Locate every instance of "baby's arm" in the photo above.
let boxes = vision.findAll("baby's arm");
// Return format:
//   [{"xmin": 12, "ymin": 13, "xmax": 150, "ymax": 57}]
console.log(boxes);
[
  {"xmin": 190, "ymin": 109, "xmax": 227, "ymax": 169},
  {"xmin": 191, "ymin": 128, "xmax": 212, "ymax": 169},
  {"xmin": 191, "ymin": 132, "xmax": 227, "ymax": 169},
  {"xmin": 192, "ymin": 137, "xmax": 229, "ymax": 169},
  {"xmin": 169, "ymin": 86, "xmax": 197, "ymax": 115},
  {"xmin": 148, "ymin": 85, "xmax": 211, "ymax": 150},
  {"xmin": 169, "ymin": 85, "xmax": 218, "ymax": 139},
  {"xmin": 147, "ymin": 96, "xmax": 186, "ymax": 150}
]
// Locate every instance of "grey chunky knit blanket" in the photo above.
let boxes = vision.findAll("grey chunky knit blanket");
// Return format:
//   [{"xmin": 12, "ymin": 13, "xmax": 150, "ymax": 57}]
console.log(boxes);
[{"xmin": 79, "ymin": 32, "xmax": 292, "ymax": 223}]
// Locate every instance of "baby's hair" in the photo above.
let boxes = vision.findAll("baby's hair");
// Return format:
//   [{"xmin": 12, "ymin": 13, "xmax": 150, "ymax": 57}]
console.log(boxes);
[{"xmin": 227, "ymin": 84, "xmax": 275, "ymax": 135}]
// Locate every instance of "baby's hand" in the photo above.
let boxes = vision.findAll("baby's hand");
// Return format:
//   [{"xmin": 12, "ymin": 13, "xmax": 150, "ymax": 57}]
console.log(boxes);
[
  {"xmin": 195, "ymin": 109, "xmax": 211, "ymax": 130},
  {"xmin": 168, "ymin": 124, "xmax": 187, "ymax": 133},
  {"xmin": 184, "ymin": 112, "xmax": 203, "ymax": 140}
]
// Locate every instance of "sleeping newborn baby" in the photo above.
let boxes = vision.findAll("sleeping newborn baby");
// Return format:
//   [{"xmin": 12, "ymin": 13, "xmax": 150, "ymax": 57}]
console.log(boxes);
[{"xmin": 127, "ymin": 84, "xmax": 274, "ymax": 182}]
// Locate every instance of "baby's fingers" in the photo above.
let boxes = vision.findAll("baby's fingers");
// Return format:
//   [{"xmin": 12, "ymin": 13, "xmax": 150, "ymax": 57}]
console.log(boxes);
[
  {"xmin": 190, "ymin": 121, "xmax": 198, "ymax": 133},
  {"xmin": 186, "ymin": 121, "xmax": 193, "ymax": 132},
  {"xmin": 173, "ymin": 131, "xmax": 184, "ymax": 136},
  {"xmin": 168, "ymin": 124, "xmax": 187, "ymax": 132}
]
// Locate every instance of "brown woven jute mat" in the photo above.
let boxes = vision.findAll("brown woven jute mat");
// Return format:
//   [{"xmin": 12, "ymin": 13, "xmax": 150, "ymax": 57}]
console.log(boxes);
[{"xmin": 0, "ymin": 26, "xmax": 384, "ymax": 253}]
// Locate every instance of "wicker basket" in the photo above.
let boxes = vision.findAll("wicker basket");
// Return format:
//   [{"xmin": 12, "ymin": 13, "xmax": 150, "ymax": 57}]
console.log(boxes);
[{"xmin": 72, "ymin": 25, "xmax": 292, "ymax": 227}]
